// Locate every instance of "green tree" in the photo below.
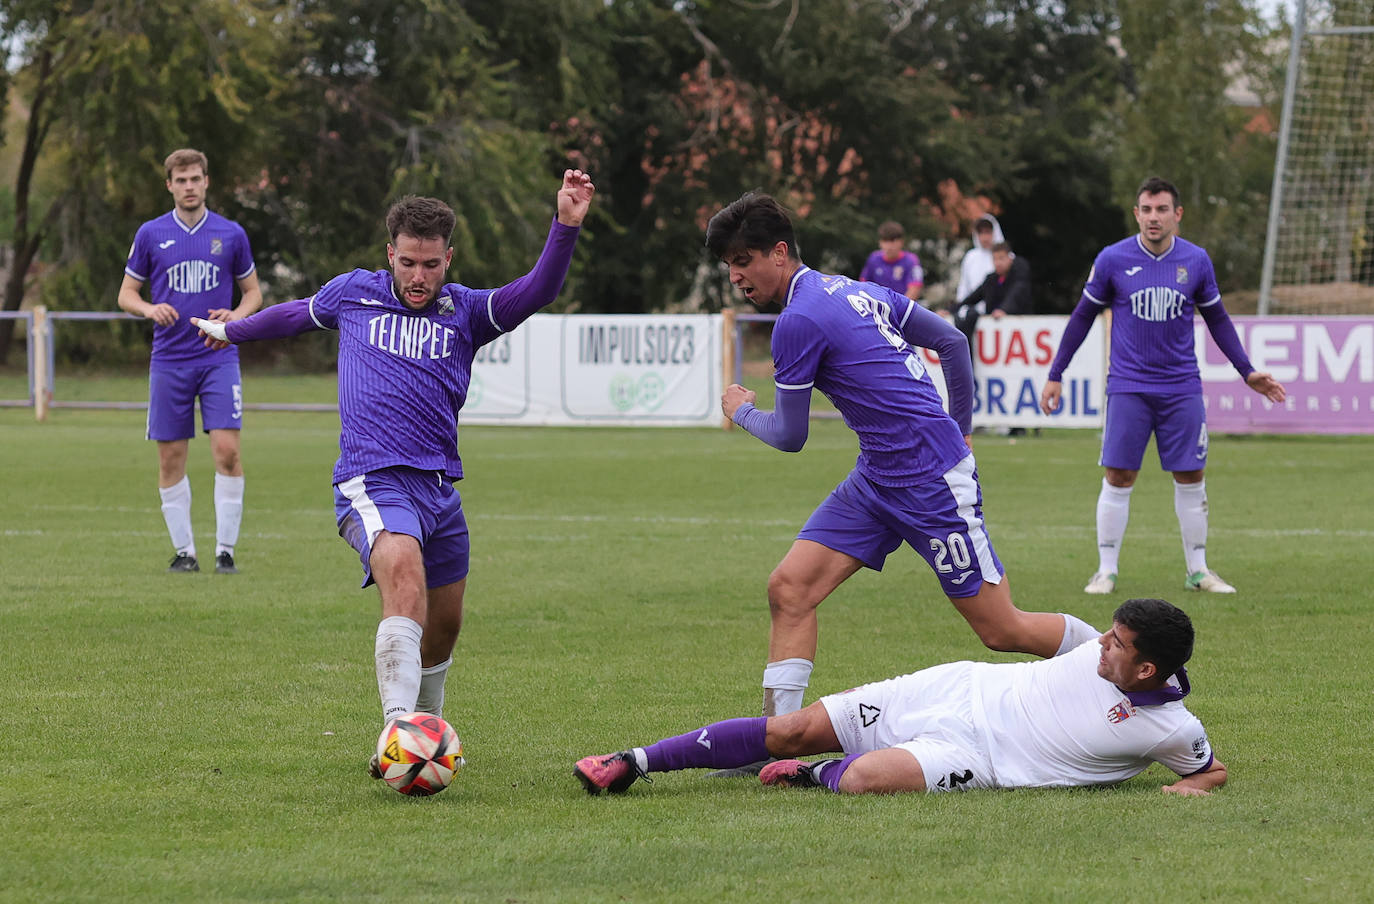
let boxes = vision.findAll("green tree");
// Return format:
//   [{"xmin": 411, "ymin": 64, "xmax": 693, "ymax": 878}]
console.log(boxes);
[
  {"xmin": 0, "ymin": 0, "xmax": 281, "ymax": 363},
  {"xmin": 241, "ymin": 0, "xmax": 555, "ymax": 304},
  {"xmin": 1110, "ymin": 0, "xmax": 1280, "ymax": 292}
]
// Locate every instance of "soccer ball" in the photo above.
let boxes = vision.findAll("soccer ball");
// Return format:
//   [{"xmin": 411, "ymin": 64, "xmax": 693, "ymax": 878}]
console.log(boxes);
[{"xmin": 375, "ymin": 713, "xmax": 465, "ymax": 797}]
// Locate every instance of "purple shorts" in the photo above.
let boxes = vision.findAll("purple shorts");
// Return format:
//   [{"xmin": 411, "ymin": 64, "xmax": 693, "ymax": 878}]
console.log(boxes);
[
  {"xmin": 146, "ymin": 362, "xmax": 243, "ymax": 441},
  {"xmin": 1100, "ymin": 392, "xmax": 1208, "ymax": 472},
  {"xmin": 334, "ymin": 467, "xmax": 470, "ymax": 589},
  {"xmin": 798, "ymin": 456, "xmax": 1004, "ymax": 598}
]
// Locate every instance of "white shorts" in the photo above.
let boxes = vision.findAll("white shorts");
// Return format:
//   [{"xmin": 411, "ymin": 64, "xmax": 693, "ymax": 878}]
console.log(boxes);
[{"xmin": 820, "ymin": 661, "xmax": 994, "ymax": 793}]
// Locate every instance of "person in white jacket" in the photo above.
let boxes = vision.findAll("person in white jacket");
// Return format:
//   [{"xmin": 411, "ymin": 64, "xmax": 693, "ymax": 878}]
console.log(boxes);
[{"xmin": 955, "ymin": 214, "xmax": 1005, "ymax": 303}]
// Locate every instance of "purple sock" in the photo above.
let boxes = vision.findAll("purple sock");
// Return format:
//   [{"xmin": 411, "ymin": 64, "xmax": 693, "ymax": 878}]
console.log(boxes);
[
  {"xmin": 814, "ymin": 754, "xmax": 862, "ymax": 792},
  {"xmin": 642, "ymin": 717, "xmax": 770, "ymax": 772}
]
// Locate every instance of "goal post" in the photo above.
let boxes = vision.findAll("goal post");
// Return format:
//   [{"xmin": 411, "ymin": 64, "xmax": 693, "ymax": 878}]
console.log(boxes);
[{"xmin": 1259, "ymin": 0, "xmax": 1374, "ymax": 315}]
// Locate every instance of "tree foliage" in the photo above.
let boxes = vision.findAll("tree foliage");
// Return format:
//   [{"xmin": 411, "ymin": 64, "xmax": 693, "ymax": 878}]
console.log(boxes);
[{"xmin": 0, "ymin": 0, "xmax": 1287, "ymax": 364}]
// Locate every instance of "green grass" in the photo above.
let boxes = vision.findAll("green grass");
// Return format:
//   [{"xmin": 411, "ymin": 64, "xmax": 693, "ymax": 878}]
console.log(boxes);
[{"xmin": 2, "ymin": 389, "xmax": 1372, "ymax": 902}]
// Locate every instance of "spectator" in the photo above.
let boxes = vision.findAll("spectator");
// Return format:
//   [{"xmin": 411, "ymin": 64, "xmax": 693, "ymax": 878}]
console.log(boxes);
[
  {"xmin": 949, "ymin": 242, "xmax": 1031, "ymax": 357},
  {"xmin": 859, "ymin": 221, "xmax": 924, "ymax": 300},
  {"xmin": 955, "ymin": 214, "xmax": 1005, "ymax": 302}
]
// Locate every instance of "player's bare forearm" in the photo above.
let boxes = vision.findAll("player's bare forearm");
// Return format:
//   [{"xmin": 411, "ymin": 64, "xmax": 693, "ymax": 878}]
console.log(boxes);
[
  {"xmin": 1162, "ymin": 758, "xmax": 1227, "ymax": 796},
  {"xmin": 118, "ymin": 276, "xmax": 177, "ymax": 326}
]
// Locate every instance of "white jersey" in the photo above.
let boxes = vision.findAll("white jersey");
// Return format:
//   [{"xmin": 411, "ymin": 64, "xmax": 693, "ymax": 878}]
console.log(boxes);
[{"xmin": 969, "ymin": 640, "xmax": 1213, "ymax": 787}]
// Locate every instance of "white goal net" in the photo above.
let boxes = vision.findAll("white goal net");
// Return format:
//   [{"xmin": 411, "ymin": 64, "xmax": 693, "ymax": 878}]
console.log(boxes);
[{"xmin": 1260, "ymin": 0, "xmax": 1374, "ymax": 314}]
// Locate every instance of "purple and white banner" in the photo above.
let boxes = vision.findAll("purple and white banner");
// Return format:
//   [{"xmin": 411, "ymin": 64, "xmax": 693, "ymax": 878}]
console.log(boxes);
[{"xmin": 1200, "ymin": 316, "xmax": 1374, "ymax": 434}]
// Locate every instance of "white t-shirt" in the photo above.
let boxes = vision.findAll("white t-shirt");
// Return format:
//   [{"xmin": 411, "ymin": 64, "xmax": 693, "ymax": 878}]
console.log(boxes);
[{"xmin": 969, "ymin": 640, "xmax": 1214, "ymax": 788}]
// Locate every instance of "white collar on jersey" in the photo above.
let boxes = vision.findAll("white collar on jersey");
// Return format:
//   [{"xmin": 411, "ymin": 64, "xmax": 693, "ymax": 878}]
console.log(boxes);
[
  {"xmin": 1134, "ymin": 234, "xmax": 1178, "ymax": 262},
  {"xmin": 783, "ymin": 265, "xmax": 811, "ymax": 307},
  {"xmin": 172, "ymin": 209, "xmax": 209, "ymax": 234}
]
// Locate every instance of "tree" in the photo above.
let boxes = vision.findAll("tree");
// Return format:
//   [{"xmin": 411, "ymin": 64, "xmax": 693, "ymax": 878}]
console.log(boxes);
[
  {"xmin": 239, "ymin": 0, "xmax": 555, "ymax": 303},
  {"xmin": 1110, "ymin": 0, "xmax": 1280, "ymax": 292},
  {"xmin": 0, "ymin": 0, "xmax": 281, "ymax": 363}
]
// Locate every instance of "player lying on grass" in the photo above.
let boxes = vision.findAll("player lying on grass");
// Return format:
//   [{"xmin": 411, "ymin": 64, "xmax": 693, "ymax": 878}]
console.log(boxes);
[{"xmin": 576, "ymin": 598, "xmax": 1226, "ymax": 797}]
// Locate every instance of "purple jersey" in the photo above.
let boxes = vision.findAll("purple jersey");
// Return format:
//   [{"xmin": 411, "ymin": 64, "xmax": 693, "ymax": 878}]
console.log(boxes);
[
  {"xmin": 859, "ymin": 250, "xmax": 923, "ymax": 297},
  {"xmin": 772, "ymin": 267, "xmax": 969, "ymax": 487},
  {"xmin": 125, "ymin": 209, "xmax": 256, "ymax": 366},
  {"xmin": 1081, "ymin": 236, "xmax": 1222, "ymax": 394},
  {"xmin": 305, "ymin": 269, "xmax": 505, "ymax": 484}
]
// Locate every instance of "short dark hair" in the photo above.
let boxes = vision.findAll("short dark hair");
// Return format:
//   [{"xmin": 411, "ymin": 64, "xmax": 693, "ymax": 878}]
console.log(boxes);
[
  {"xmin": 164, "ymin": 149, "xmax": 208, "ymax": 180},
  {"xmin": 877, "ymin": 220, "xmax": 904, "ymax": 242},
  {"xmin": 973, "ymin": 219, "xmax": 994, "ymax": 234},
  {"xmin": 386, "ymin": 196, "xmax": 456, "ymax": 244},
  {"xmin": 1136, "ymin": 176, "xmax": 1180, "ymax": 207},
  {"xmin": 991, "ymin": 242, "xmax": 1012, "ymax": 255},
  {"xmin": 705, "ymin": 191, "xmax": 800, "ymax": 261},
  {"xmin": 1113, "ymin": 598, "xmax": 1194, "ymax": 678}
]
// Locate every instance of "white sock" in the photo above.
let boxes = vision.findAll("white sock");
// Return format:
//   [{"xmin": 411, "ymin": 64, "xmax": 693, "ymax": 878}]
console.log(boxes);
[
  {"xmin": 415, "ymin": 657, "xmax": 452, "ymax": 717},
  {"xmin": 632, "ymin": 748, "xmax": 650, "ymax": 774},
  {"xmin": 761, "ymin": 657, "xmax": 813, "ymax": 716},
  {"xmin": 375, "ymin": 615, "xmax": 424, "ymax": 724},
  {"xmin": 1175, "ymin": 479, "xmax": 1209, "ymax": 574},
  {"xmin": 214, "ymin": 473, "xmax": 244, "ymax": 555},
  {"xmin": 1056, "ymin": 613, "xmax": 1100, "ymax": 656},
  {"xmin": 1096, "ymin": 479, "xmax": 1133, "ymax": 574},
  {"xmin": 159, "ymin": 476, "xmax": 195, "ymax": 556}
]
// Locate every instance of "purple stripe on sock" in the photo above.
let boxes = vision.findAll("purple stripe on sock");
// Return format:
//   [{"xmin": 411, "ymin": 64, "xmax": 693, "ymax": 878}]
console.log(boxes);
[
  {"xmin": 642, "ymin": 717, "xmax": 770, "ymax": 772},
  {"xmin": 816, "ymin": 753, "xmax": 863, "ymax": 792}
]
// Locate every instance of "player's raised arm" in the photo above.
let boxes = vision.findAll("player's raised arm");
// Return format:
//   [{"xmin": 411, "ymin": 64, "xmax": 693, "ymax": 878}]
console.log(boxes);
[{"xmin": 487, "ymin": 170, "xmax": 596, "ymax": 333}]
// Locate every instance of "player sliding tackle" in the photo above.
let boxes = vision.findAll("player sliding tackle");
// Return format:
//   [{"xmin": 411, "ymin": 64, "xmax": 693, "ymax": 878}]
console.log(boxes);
[
  {"xmin": 705, "ymin": 192, "xmax": 1098, "ymax": 776},
  {"xmin": 576, "ymin": 598, "xmax": 1226, "ymax": 797},
  {"xmin": 191, "ymin": 170, "xmax": 595, "ymax": 777}
]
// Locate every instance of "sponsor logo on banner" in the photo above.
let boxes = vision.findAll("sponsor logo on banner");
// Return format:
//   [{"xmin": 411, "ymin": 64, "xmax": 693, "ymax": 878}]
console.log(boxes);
[
  {"xmin": 1199, "ymin": 317, "xmax": 1374, "ymax": 434},
  {"xmin": 562, "ymin": 316, "xmax": 714, "ymax": 420},
  {"xmin": 465, "ymin": 314, "xmax": 723, "ymax": 425},
  {"xmin": 922, "ymin": 315, "xmax": 1105, "ymax": 429}
]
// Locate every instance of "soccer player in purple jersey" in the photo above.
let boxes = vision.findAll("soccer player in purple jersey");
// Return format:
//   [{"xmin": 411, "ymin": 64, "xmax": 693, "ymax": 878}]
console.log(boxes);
[
  {"xmin": 704, "ymin": 193, "xmax": 1098, "ymax": 767},
  {"xmin": 858, "ymin": 220, "xmax": 923, "ymax": 300},
  {"xmin": 576, "ymin": 597, "xmax": 1226, "ymax": 798},
  {"xmin": 1039, "ymin": 176, "xmax": 1286, "ymax": 596},
  {"xmin": 190, "ymin": 170, "xmax": 595, "ymax": 774},
  {"xmin": 118, "ymin": 149, "xmax": 263, "ymax": 574}
]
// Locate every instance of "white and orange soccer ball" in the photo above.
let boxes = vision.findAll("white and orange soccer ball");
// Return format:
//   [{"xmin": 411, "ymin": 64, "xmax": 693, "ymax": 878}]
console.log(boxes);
[{"xmin": 375, "ymin": 713, "xmax": 465, "ymax": 797}]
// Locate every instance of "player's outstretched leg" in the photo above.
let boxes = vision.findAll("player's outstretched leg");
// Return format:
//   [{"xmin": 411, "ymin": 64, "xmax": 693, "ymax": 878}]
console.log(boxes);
[
  {"xmin": 576, "ymin": 717, "xmax": 775, "ymax": 793},
  {"xmin": 759, "ymin": 759, "xmax": 823, "ymax": 788},
  {"xmin": 574, "ymin": 751, "xmax": 649, "ymax": 795}
]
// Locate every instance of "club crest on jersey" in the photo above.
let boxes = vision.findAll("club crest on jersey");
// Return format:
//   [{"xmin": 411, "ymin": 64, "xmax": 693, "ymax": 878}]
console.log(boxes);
[
  {"xmin": 211, "ymin": 238, "xmax": 222, "ymax": 255},
  {"xmin": 438, "ymin": 297, "xmax": 455, "ymax": 315},
  {"xmin": 893, "ymin": 266, "xmax": 905, "ymax": 280},
  {"xmin": 1176, "ymin": 265, "xmax": 1188, "ymax": 284},
  {"xmin": 1107, "ymin": 698, "xmax": 1136, "ymax": 723}
]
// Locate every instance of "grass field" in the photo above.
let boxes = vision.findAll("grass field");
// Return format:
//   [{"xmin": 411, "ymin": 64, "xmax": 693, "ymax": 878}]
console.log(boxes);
[{"xmin": 3, "ymin": 388, "xmax": 1373, "ymax": 903}]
